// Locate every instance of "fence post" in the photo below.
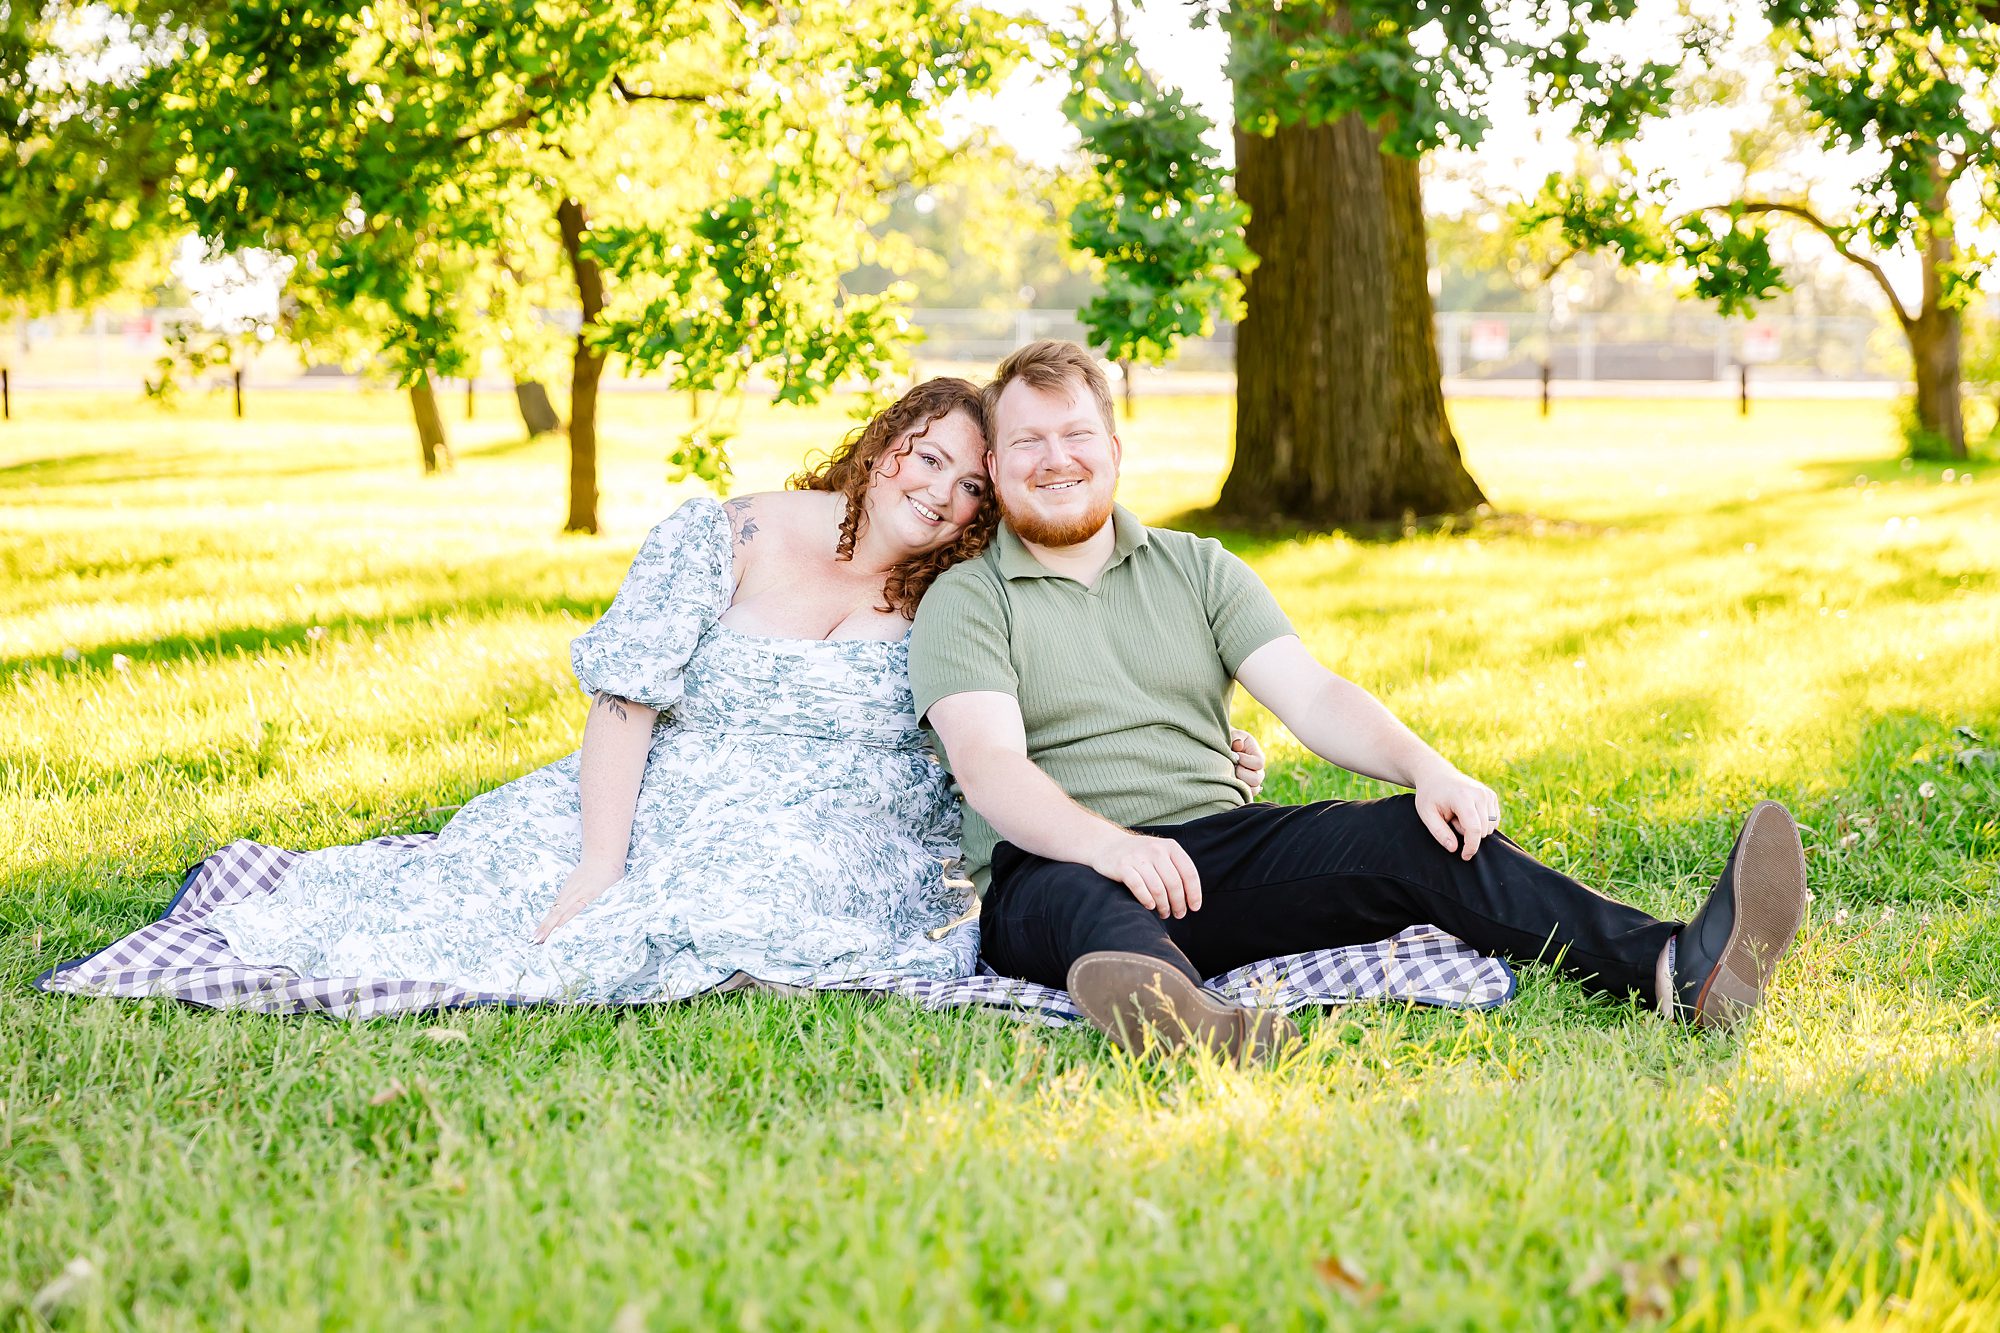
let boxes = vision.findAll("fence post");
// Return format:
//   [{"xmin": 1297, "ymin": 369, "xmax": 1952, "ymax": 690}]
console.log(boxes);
[
  {"xmin": 1739, "ymin": 362, "xmax": 1750, "ymax": 417},
  {"xmin": 466, "ymin": 377, "xmax": 476, "ymax": 420},
  {"xmin": 1539, "ymin": 359, "xmax": 1552, "ymax": 418},
  {"xmin": 2, "ymin": 367, "xmax": 9, "ymax": 421},
  {"xmin": 232, "ymin": 368, "xmax": 244, "ymax": 419}
]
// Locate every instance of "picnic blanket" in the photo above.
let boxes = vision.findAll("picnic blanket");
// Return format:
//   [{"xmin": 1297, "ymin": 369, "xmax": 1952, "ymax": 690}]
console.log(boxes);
[{"xmin": 38, "ymin": 834, "xmax": 1517, "ymax": 1024}]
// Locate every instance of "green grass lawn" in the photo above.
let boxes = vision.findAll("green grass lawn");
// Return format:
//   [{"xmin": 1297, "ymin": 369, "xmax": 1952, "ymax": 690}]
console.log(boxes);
[{"xmin": 4, "ymin": 388, "xmax": 1998, "ymax": 1330}]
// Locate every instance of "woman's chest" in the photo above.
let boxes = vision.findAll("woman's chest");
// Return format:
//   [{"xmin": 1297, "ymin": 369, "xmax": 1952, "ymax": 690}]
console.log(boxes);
[{"xmin": 725, "ymin": 557, "xmax": 906, "ymax": 643}]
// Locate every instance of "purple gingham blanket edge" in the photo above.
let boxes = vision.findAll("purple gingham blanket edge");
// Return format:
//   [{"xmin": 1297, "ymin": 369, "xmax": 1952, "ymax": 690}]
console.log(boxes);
[{"xmin": 36, "ymin": 835, "xmax": 1516, "ymax": 1024}]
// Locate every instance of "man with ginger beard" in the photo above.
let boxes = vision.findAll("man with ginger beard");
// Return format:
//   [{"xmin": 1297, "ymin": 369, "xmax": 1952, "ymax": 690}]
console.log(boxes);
[{"xmin": 907, "ymin": 339, "xmax": 1809, "ymax": 1060}]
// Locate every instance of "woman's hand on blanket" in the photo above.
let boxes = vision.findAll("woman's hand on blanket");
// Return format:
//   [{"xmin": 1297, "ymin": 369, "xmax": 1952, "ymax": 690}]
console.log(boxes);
[
  {"xmin": 1089, "ymin": 830, "xmax": 1203, "ymax": 920},
  {"xmin": 533, "ymin": 861, "xmax": 622, "ymax": 943},
  {"xmin": 1229, "ymin": 728, "xmax": 1266, "ymax": 795},
  {"xmin": 1411, "ymin": 761, "xmax": 1503, "ymax": 862}
]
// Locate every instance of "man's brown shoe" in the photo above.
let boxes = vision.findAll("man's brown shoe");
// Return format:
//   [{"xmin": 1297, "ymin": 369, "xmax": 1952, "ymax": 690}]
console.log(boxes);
[
  {"xmin": 1669, "ymin": 799, "xmax": 1810, "ymax": 1030},
  {"xmin": 1066, "ymin": 951, "xmax": 1301, "ymax": 1062}
]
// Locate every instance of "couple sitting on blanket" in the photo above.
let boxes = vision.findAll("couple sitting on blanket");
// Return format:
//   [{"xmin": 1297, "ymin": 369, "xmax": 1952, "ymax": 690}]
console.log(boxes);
[{"xmin": 205, "ymin": 340, "xmax": 1810, "ymax": 1058}]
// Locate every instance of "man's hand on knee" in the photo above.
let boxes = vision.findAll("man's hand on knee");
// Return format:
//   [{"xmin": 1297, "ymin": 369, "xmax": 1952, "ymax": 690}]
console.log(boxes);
[
  {"xmin": 1412, "ymin": 760, "xmax": 1503, "ymax": 861},
  {"xmin": 1087, "ymin": 830, "xmax": 1203, "ymax": 919}
]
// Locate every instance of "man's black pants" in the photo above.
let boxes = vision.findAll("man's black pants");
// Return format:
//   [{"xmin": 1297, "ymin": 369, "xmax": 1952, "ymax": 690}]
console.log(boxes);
[{"xmin": 981, "ymin": 796, "xmax": 1679, "ymax": 1001}]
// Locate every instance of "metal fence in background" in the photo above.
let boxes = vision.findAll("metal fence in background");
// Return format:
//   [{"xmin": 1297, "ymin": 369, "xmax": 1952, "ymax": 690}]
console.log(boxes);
[
  {"xmin": 0, "ymin": 306, "xmax": 1907, "ymax": 398},
  {"xmin": 910, "ymin": 307, "xmax": 1899, "ymax": 383}
]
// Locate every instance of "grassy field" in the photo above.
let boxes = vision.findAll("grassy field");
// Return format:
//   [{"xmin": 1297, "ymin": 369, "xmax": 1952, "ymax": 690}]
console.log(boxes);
[{"xmin": 4, "ymin": 387, "xmax": 1998, "ymax": 1330}]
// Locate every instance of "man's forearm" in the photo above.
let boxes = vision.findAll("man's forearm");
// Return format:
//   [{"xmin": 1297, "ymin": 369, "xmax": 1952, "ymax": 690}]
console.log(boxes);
[
  {"xmin": 1285, "ymin": 672, "xmax": 1453, "ymax": 789},
  {"xmin": 953, "ymin": 745, "xmax": 1127, "ymax": 865}
]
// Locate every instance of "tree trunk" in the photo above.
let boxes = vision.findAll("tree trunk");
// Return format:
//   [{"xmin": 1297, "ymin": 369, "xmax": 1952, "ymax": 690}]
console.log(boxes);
[
  {"xmin": 1907, "ymin": 225, "xmax": 1968, "ymax": 460},
  {"xmin": 409, "ymin": 372, "xmax": 450, "ymax": 474},
  {"xmin": 557, "ymin": 197, "xmax": 605, "ymax": 534},
  {"xmin": 1219, "ymin": 114, "xmax": 1485, "ymax": 526},
  {"xmin": 514, "ymin": 379, "xmax": 561, "ymax": 436}
]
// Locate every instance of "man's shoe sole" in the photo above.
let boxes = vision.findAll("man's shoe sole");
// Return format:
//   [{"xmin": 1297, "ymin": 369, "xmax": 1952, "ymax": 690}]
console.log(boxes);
[
  {"xmin": 1692, "ymin": 800, "xmax": 1809, "ymax": 1030},
  {"xmin": 1067, "ymin": 951, "xmax": 1299, "ymax": 1062}
]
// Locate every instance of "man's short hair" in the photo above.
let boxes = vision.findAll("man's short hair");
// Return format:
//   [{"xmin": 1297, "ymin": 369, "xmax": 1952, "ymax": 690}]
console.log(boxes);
[{"xmin": 981, "ymin": 340, "xmax": 1117, "ymax": 440}]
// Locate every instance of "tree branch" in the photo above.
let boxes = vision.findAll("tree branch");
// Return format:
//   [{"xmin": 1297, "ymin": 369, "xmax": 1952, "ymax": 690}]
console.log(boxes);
[
  {"xmin": 610, "ymin": 74, "xmax": 729, "ymax": 104},
  {"xmin": 1536, "ymin": 245, "xmax": 1583, "ymax": 285},
  {"xmin": 453, "ymin": 74, "xmax": 727, "ymax": 146},
  {"xmin": 1681, "ymin": 199, "xmax": 1913, "ymax": 329},
  {"xmin": 454, "ymin": 108, "xmax": 537, "ymax": 145}
]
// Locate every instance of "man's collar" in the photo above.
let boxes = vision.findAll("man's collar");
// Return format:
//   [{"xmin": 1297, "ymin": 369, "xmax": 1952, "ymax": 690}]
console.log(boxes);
[{"xmin": 993, "ymin": 505, "xmax": 1150, "ymax": 581}]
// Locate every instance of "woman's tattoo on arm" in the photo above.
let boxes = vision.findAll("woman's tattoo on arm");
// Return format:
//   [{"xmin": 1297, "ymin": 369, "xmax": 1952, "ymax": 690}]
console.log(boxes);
[{"xmin": 593, "ymin": 691, "xmax": 632, "ymax": 722}]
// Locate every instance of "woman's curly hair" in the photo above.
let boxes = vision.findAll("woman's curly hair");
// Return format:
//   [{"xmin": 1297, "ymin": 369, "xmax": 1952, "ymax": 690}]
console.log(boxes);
[{"xmin": 789, "ymin": 377, "xmax": 997, "ymax": 617}]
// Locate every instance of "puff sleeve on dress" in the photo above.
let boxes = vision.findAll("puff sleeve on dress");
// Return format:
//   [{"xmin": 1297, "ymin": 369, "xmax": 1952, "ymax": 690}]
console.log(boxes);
[{"xmin": 570, "ymin": 497, "xmax": 733, "ymax": 711}]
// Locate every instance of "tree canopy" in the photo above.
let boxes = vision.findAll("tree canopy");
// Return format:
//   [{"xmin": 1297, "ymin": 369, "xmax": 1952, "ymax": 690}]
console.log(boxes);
[
  {"xmin": 1520, "ymin": 1, "xmax": 1998, "ymax": 458},
  {"xmin": 1059, "ymin": 1, "xmax": 1691, "ymax": 369},
  {"xmin": 7, "ymin": 0, "xmax": 1020, "ymax": 524}
]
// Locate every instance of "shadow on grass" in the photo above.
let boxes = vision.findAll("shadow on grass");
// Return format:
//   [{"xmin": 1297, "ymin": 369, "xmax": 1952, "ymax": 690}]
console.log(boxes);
[
  {"xmin": 0, "ymin": 448, "xmax": 416, "ymax": 492},
  {"xmin": 0, "ymin": 437, "xmax": 562, "ymax": 492},
  {"xmin": 0, "ymin": 583, "xmax": 618, "ymax": 680},
  {"xmin": 452, "ymin": 431, "xmax": 567, "ymax": 463},
  {"xmin": 1801, "ymin": 454, "xmax": 1995, "ymax": 487},
  {"xmin": 0, "ymin": 451, "xmax": 151, "ymax": 486},
  {"xmin": 1162, "ymin": 455, "xmax": 1993, "ymax": 560}
]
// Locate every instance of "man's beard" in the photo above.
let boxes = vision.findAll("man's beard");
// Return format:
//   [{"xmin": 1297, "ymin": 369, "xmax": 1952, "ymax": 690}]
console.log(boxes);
[{"xmin": 998, "ymin": 479, "xmax": 1115, "ymax": 548}]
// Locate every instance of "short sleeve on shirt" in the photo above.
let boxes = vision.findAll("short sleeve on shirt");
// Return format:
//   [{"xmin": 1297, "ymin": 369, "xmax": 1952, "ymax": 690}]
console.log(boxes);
[
  {"xmin": 569, "ymin": 497, "xmax": 732, "ymax": 710},
  {"xmin": 1195, "ymin": 539, "xmax": 1295, "ymax": 674},
  {"xmin": 908, "ymin": 563, "xmax": 1018, "ymax": 720}
]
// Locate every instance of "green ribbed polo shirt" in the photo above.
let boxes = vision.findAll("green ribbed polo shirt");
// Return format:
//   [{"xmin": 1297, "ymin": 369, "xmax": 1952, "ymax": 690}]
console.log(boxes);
[{"xmin": 908, "ymin": 505, "xmax": 1295, "ymax": 892}]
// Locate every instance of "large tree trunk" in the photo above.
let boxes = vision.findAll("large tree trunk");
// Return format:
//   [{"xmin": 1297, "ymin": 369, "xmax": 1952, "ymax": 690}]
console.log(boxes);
[
  {"xmin": 1907, "ymin": 226, "xmax": 1967, "ymax": 460},
  {"xmin": 557, "ymin": 197, "xmax": 605, "ymax": 534},
  {"xmin": 514, "ymin": 379, "xmax": 561, "ymax": 436},
  {"xmin": 1219, "ymin": 114, "xmax": 1485, "ymax": 526},
  {"xmin": 409, "ymin": 372, "xmax": 451, "ymax": 474}
]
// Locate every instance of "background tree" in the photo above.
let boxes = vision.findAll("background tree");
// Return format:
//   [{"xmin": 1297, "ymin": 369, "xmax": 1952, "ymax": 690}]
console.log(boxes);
[
  {"xmin": 1059, "ymin": 1, "xmax": 1692, "ymax": 526},
  {"xmin": 21, "ymin": 0, "xmax": 1014, "ymax": 530},
  {"xmin": 1522, "ymin": 1, "xmax": 1998, "ymax": 461},
  {"xmin": 0, "ymin": 5, "xmax": 177, "ymax": 322},
  {"xmin": 846, "ymin": 148, "xmax": 1101, "ymax": 314}
]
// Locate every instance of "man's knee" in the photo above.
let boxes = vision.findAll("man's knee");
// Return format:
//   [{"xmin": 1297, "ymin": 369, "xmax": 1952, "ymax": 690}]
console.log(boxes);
[
  {"xmin": 993, "ymin": 856, "xmax": 1176, "ymax": 971},
  {"xmin": 1019, "ymin": 861, "xmax": 1151, "ymax": 935},
  {"xmin": 1298, "ymin": 792, "xmax": 1464, "ymax": 874}
]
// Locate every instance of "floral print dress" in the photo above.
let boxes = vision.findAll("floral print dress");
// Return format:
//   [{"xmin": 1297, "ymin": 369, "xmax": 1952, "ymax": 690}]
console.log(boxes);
[{"xmin": 206, "ymin": 497, "xmax": 978, "ymax": 1003}]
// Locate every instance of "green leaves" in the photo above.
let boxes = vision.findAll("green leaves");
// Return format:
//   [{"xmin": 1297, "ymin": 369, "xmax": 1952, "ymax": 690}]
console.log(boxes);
[
  {"xmin": 1766, "ymin": 2, "xmax": 1999, "ymax": 307},
  {"xmin": 1058, "ymin": 31, "xmax": 1249, "ymax": 365},
  {"xmin": 590, "ymin": 191, "xmax": 919, "ymax": 407},
  {"xmin": 1516, "ymin": 171, "xmax": 1673, "ymax": 270},
  {"xmin": 1055, "ymin": 1, "xmax": 1716, "ymax": 368},
  {"xmin": 0, "ymin": 4, "xmax": 179, "ymax": 311},
  {"xmin": 1673, "ymin": 215, "xmax": 1788, "ymax": 316},
  {"xmin": 1516, "ymin": 2, "xmax": 1999, "ymax": 334},
  {"xmin": 12, "ymin": 0, "xmax": 1025, "ymax": 496},
  {"xmin": 1516, "ymin": 173, "xmax": 1791, "ymax": 316},
  {"xmin": 1203, "ymin": 2, "xmax": 1686, "ymax": 156}
]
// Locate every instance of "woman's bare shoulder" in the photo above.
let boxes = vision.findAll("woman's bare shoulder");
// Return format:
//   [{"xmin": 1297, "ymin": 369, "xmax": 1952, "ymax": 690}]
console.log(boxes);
[{"xmin": 720, "ymin": 489, "xmax": 841, "ymax": 550}]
